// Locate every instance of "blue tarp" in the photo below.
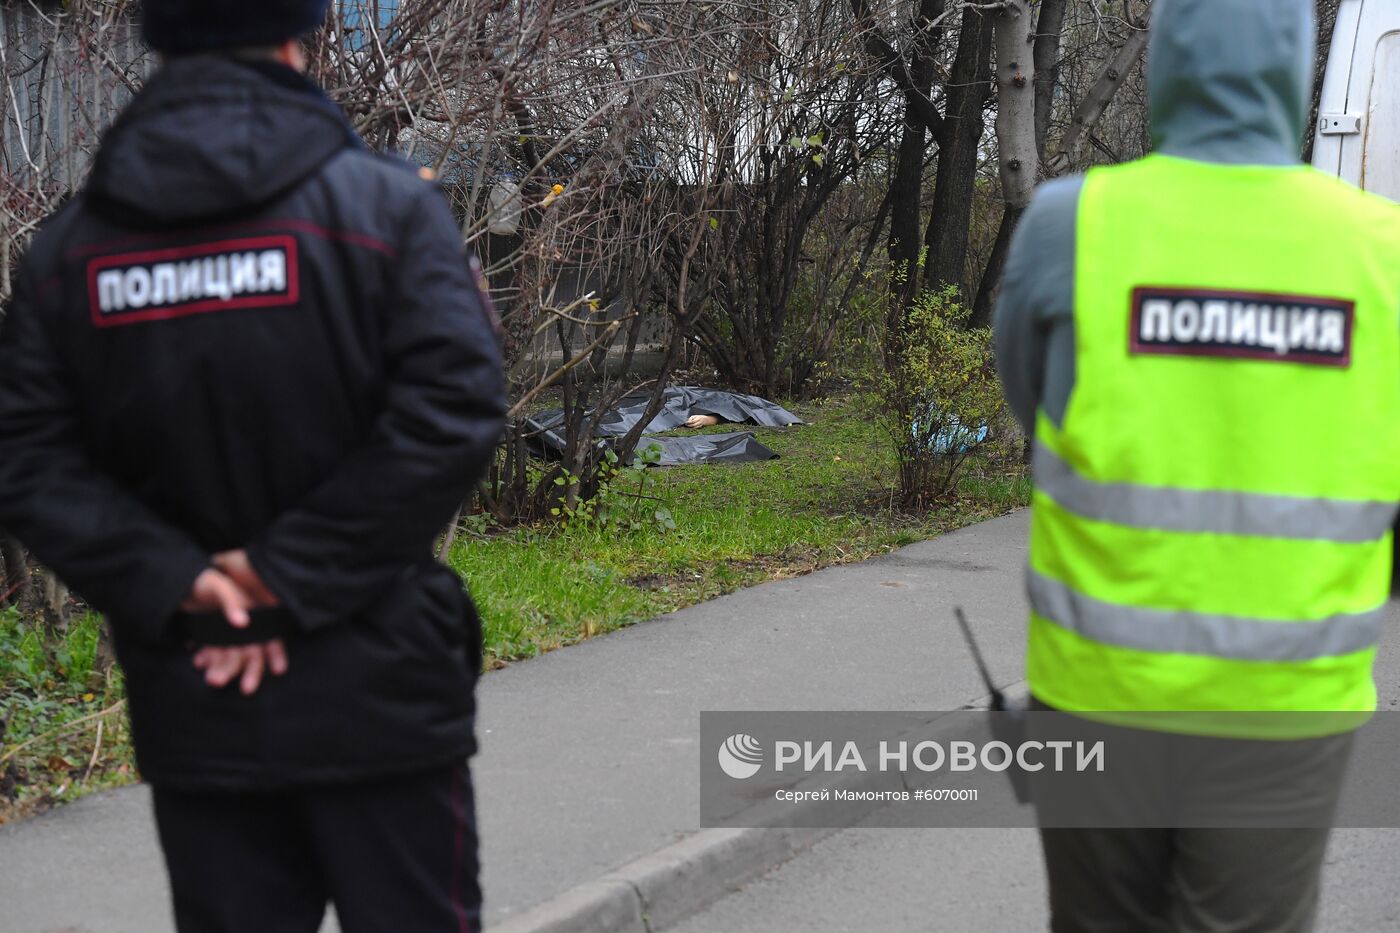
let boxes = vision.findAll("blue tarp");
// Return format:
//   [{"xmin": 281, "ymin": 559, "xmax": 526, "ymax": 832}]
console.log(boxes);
[{"xmin": 914, "ymin": 413, "xmax": 989, "ymax": 455}]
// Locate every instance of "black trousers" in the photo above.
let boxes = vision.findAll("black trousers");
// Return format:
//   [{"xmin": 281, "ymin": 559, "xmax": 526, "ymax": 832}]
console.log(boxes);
[
  {"xmin": 152, "ymin": 764, "xmax": 481, "ymax": 933},
  {"xmin": 1028, "ymin": 700, "xmax": 1350, "ymax": 933}
]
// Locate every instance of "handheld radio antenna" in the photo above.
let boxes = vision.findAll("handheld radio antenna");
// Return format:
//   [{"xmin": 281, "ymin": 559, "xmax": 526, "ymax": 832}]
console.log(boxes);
[{"xmin": 954, "ymin": 606, "xmax": 1007, "ymax": 710}]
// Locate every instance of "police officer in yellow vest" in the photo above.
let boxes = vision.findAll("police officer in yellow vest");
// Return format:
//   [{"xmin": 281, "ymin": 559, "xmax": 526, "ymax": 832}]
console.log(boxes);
[{"xmin": 995, "ymin": 0, "xmax": 1400, "ymax": 929}]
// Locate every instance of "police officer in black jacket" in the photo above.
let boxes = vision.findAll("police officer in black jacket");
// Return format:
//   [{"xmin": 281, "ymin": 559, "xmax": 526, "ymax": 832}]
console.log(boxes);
[{"xmin": 0, "ymin": 2, "xmax": 505, "ymax": 930}]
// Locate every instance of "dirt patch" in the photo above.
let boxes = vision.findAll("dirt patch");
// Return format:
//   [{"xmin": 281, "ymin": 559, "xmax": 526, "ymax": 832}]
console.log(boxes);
[
  {"xmin": 625, "ymin": 568, "xmax": 708, "ymax": 591},
  {"xmin": 624, "ymin": 547, "xmax": 837, "ymax": 592}
]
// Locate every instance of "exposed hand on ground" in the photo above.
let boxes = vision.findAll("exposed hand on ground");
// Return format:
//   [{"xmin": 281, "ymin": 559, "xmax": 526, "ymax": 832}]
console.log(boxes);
[
  {"xmin": 213, "ymin": 549, "xmax": 280, "ymax": 608},
  {"xmin": 684, "ymin": 414, "xmax": 720, "ymax": 429},
  {"xmin": 181, "ymin": 568, "xmax": 253, "ymax": 629},
  {"xmin": 193, "ymin": 641, "xmax": 289, "ymax": 696}
]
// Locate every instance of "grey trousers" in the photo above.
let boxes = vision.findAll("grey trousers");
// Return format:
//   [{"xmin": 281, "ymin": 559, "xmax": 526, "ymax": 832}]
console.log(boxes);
[
  {"xmin": 1029, "ymin": 700, "xmax": 1352, "ymax": 933},
  {"xmin": 1039, "ymin": 826, "xmax": 1332, "ymax": 933}
]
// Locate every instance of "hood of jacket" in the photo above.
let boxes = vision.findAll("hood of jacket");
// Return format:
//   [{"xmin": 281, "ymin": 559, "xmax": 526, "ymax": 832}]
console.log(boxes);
[
  {"xmin": 88, "ymin": 55, "xmax": 358, "ymax": 226},
  {"xmin": 1148, "ymin": 0, "xmax": 1315, "ymax": 165}
]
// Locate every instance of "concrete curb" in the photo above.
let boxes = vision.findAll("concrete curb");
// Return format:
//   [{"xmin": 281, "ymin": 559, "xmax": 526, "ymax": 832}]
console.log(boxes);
[
  {"xmin": 488, "ymin": 684, "xmax": 1030, "ymax": 933},
  {"xmin": 486, "ymin": 827, "xmax": 834, "ymax": 933}
]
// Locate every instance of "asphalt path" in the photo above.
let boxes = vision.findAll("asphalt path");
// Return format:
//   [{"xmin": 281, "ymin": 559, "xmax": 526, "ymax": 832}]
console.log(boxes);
[{"xmin": 2, "ymin": 513, "xmax": 1035, "ymax": 932}]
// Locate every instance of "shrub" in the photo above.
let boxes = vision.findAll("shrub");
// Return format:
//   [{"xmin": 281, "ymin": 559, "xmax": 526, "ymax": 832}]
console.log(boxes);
[
  {"xmin": 875, "ymin": 286, "xmax": 1004, "ymax": 507},
  {"xmin": 550, "ymin": 445, "xmax": 676, "ymax": 533}
]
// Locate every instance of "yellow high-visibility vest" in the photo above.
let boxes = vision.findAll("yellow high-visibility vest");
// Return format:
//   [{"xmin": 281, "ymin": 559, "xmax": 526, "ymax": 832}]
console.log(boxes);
[{"xmin": 1028, "ymin": 154, "xmax": 1400, "ymax": 737}]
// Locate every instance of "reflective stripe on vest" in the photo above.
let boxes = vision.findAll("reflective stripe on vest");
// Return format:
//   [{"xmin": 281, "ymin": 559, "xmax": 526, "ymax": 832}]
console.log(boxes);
[
  {"xmin": 1033, "ymin": 443, "xmax": 1398, "ymax": 543},
  {"xmin": 1028, "ymin": 570, "xmax": 1386, "ymax": 662}
]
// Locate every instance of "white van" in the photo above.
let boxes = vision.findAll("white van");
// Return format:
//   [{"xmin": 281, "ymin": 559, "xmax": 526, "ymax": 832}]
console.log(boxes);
[{"xmin": 1314, "ymin": 0, "xmax": 1400, "ymax": 200}]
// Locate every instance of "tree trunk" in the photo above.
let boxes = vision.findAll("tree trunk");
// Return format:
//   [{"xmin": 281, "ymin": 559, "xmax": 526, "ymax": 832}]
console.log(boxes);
[
  {"xmin": 0, "ymin": 534, "xmax": 26, "ymax": 605},
  {"xmin": 95, "ymin": 623, "xmax": 118, "ymax": 677},
  {"xmin": 971, "ymin": 204, "xmax": 1024, "ymax": 328},
  {"xmin": 993, "ymin": 0, "xmax": 1038, "ymax": 212},
  {"xmin": 41, "ymin": 570, "xmax": 69, "ymax": 639},
  {"xmin": 1045, "ymin": 9, "xmax": 1151, "ymax": 176},
  {"xmin": 888, "ymin": 111, "xmax": 930, "ymax": 310},
  {"xmin": 1032, "ymin": 0, "xmax": 1070, "ymax": 155},
  {"xmin": 972, "ymin": 0, "xmax": 1059, "ymax": 328},
  {"xmin": 882, "ymin": 0, "xmax": 946, "ymax": 307},
  {"xmin": 922, "ymin": 7, "xmax": 994, "ymax": 295}
]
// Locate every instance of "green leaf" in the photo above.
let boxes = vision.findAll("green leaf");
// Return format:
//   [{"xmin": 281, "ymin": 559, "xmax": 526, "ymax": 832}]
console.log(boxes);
[
  {"xmin": 807, "ymin": 132, "xmax": 824, "ymax": 147},
  {"xmin": 709, "ymin": 216, "xmax": 719, "ymax": 230}
]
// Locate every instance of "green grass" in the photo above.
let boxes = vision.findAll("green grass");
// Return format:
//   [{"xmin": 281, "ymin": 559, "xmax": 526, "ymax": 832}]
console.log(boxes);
[
  {"xmin": 0, "ymin": 391, "xmax": 1028, "ymax": 819},
  {"xmin": 450, "ymin": 393, "xmax": 1029, "ymax": 664},
  {"xmin": 0, "ymin": 607, "xmax": 133, "ymax": 823}
]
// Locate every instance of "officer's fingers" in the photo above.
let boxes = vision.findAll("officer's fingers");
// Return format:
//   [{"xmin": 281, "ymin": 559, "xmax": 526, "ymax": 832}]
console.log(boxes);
[
  {"xmin": 192, "ymin": 647, "xmax": 214, "ymax": 670},
  {"xmin": 239, "ymin": 567, "xmax": 280, "ymax": 609},
  {"xmin": 203, "ymin": 647, "xmax": 243, "ymax": 688},
  {"xmin": 265, "ymin": 640, "xmax": 289, "ymax": 676},
  {"xmin": 208, "ymin": 573, "xmax": 252, "ymax": 629},
  {"xmin": 215, "ymin": 551, "xmax": 279, "ymax": 608},
  {"xmin": 246, "ymin": 576, "xmax": 280, "ymax": 609},
  {"xmin": 239, "ymin": 647, "xmax": 265, "ymax": 696},
  {"xmin": 182, "ymin": 568, "xmax": 225, "ymax": 613}
]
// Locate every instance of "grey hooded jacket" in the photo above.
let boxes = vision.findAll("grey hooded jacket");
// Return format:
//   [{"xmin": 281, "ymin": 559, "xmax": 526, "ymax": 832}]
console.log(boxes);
[{"xmin": 994, "ymin": 0, "xmax": 1318, "ymax": 433}]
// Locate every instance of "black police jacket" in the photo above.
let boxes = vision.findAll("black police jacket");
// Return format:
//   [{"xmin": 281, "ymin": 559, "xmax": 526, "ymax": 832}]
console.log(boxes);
[{"xmin": 0, "ymin": 56, "xmax": 506, "ymax": 789}]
